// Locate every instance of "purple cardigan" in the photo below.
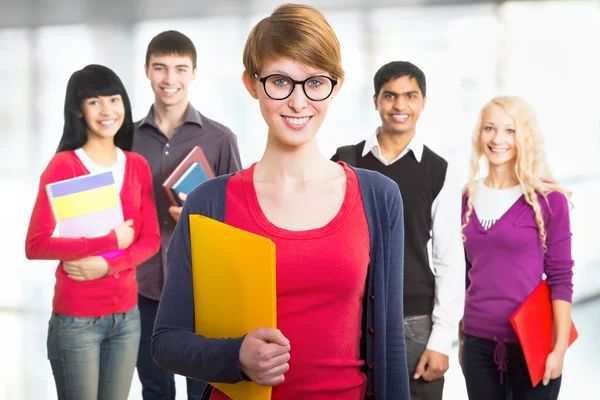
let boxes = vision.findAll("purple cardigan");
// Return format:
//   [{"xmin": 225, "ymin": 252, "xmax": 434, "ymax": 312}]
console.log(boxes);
[{"xmin": 462, "ymin": 191, "xmax": 574, "ymax": 343}]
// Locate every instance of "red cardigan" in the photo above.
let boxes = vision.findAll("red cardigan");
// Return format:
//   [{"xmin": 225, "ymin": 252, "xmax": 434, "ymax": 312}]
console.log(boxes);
[{"xmin": 25, "ymin": 150, "xmax": 161, "ymax": 316}]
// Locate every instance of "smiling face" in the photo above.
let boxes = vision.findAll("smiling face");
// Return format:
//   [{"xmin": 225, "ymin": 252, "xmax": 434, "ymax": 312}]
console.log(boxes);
[
  {"xmin": 243, "ymin": 57, "xmax": 342, "ymax": 148},
  {"xmin": 80, "ymin": 94, "xmax": 125, "ymax": 141},
  {"xmin": 479, "ymin": 104, "xmax": 518, "ymax": 167},
  {"xmin": 374, "ymin": 75, "xmax": 426, "ymax": 138},
  {"xmin": 145, "ymin": 53, "xmax": 196, "ymax": 108}
]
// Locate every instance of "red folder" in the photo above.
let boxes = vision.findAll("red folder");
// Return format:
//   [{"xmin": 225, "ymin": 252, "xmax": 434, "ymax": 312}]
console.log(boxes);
[
  {"xmin": 510, "ymin": 279, "xmax": 578, "ymax": 387},
  {"xmin": 162, "ymin": 146, "xmax": 215, "ymax": 206}
]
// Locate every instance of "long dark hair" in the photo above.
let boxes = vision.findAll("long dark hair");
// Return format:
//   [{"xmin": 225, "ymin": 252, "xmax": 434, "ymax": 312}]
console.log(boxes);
[{"xmin": 56, "ymin": 64, "xmax": 134, "ymax": 153}]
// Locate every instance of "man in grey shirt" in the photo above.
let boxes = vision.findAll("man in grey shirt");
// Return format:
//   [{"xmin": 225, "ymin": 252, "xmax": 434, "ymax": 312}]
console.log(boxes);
[{"xmin": 133, "ymin": 30, "xmax": 242, "ymax": 400}]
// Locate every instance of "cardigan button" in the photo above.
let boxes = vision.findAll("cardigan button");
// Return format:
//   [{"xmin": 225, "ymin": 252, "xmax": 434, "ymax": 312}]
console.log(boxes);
[
  {"xmin": 368, "ymin": 327, "xmax": 374, "ymax": 335},
  {"xmin": 366, "ymin": 390, "xmax": 374, "ymax": 399},
  {"xmin": 369, "ymin": 294, "xmax": 374, "ymax": 302},
  {"xmin": 367, "ymin": 363, "xmax": 374, "ymax": 371}
]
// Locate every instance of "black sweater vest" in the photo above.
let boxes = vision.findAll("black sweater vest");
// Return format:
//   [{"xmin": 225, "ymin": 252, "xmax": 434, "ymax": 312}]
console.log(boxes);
[{"xmin": 348, "ymin": 141, "xmax": 448, "ymax": 316}]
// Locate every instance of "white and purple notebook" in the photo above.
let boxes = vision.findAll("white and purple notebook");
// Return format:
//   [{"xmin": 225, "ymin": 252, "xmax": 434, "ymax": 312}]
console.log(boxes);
[{"xmin": 46, "ymin": 171, "xmax": 125, "ymax": 259}]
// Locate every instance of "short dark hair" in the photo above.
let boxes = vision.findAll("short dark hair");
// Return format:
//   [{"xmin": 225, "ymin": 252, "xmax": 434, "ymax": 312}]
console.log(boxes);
[
  {"xmin": 56, "ymin": 64, "xmax": 134, "ymax": 153},
  {"xmin": 145, "ymin": 30, "xmax": 197, "ymax": 68},
  {"xmin": 373, "ymin": 61, "xmax": 426, "ymax": 98}
]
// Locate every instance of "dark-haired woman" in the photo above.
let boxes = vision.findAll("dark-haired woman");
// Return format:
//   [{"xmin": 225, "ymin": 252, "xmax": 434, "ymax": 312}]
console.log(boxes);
[{"xmin": 25, "ymin": 64, "xmax": 161, "ymax": 400}]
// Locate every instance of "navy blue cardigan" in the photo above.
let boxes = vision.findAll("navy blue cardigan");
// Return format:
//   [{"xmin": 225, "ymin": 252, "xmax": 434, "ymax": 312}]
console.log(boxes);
[{"xmin": 151, "ymin": 167, "xmax": 410, "ymax": 399}]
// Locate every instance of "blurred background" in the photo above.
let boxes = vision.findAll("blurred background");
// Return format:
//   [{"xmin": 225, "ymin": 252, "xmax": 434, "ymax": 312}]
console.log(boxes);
[{"xmin": 1, "ymin": 0, "xmax": 598, "ymax": 398}]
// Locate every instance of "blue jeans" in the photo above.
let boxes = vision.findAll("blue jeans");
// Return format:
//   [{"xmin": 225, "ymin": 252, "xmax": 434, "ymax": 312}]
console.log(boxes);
[
  {"xmin": 137, "ymin": 294, "xmax": 207, "ymax": 400},
  {"xmin": 462, "ymin": 334, "xmax": 562, "ymax": 400},
  {"xmin": 47, "ymin": 306, "xmax": 141, "ymax": 400}
]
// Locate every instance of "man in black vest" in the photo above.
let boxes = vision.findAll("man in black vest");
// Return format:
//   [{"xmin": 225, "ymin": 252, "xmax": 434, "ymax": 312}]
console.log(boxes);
[{"xmin": 332, "ymin": 61, "xmax": 465, "ymax": 400}]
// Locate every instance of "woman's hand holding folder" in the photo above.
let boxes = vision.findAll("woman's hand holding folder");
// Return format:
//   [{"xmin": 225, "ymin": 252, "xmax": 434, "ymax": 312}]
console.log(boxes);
[
  {"xmin": 542, "ymin": 348, "xmax": 566, "ymax": 386},
  {"xmin": 63, "ymin": 256, "xmax": 109, "ymax": 281},
  {"xmin": 63, "ymin": 219, "xmax": 135, "ymax": 281},
  {"xmin": 239, "ymin": 327, "xmax": 291, "ymax": 387},
  {"xmin": 115, "ymin": 219, "xmax": 135, "ymax": 249}
]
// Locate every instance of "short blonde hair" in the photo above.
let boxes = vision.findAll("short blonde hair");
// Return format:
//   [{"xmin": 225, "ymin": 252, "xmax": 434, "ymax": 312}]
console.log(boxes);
[
  {"xmin": 243, "ymin": 3, "xmax": 344, "ymax": 80},
  {"xmin": 462, "ymin": 96, "xmax": 572, "ymax": 249}
]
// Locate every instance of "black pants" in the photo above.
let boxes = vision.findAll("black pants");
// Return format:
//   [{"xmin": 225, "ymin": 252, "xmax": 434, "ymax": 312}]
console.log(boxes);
[
  {"xmin": 462, "ymin": 334, "xmax": 562, "ymax": 400},
  {"xmin": 137, "ymin": 294, "xmax": 207, "ymax": 400}
]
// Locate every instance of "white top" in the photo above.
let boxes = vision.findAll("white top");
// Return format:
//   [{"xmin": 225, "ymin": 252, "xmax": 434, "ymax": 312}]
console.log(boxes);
[
  {"xmin": 362, "ymin": 128, "xmax": 466, "ymax": 356},
  {"xmin": 75, "ymin": 147, "xmax": 126, "ymax": 194},
  {"xmin": 472, "ymin": 180, "xmax": 524, "ymax": 229}
]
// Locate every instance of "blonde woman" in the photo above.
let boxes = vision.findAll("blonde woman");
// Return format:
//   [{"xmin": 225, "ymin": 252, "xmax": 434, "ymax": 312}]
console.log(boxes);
[{"xmin": 459, "ymin": 96, "xmax": 574, "ymax": 399}]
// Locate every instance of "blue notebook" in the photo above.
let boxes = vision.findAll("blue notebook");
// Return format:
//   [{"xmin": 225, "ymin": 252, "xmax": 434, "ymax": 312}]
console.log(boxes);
[{"xmin": 171, "ymin": 162, "xmax": 210, "ymax": 206}]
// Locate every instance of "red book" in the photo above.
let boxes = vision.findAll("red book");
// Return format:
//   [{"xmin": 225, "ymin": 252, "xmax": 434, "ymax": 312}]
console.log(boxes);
[
  {"xmin": 162, "ymin": 146, "xmax": 215, "ymax": 206},
  {"xmin": 510, "ymin": 279, "xmax": 578, "ymax": 387}
]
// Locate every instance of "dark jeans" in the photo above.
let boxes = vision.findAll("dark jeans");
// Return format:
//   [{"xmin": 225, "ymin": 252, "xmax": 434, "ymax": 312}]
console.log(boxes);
[
  {"xmin": 405, "ymin": 315, "xmax": 444, "ymax": 400},
  {"xmin": 137, "ymin": 294, "xmax": 207, "ymax": 400},
  {"xmin": 462, "ymin": 334, "xmax": 562, "ymax": 400}
]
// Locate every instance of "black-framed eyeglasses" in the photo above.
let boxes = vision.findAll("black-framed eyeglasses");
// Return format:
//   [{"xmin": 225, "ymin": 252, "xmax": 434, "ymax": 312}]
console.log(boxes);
[{"xmin": 254, "ymin": 73, "xmax": 338, "ymax": 101}]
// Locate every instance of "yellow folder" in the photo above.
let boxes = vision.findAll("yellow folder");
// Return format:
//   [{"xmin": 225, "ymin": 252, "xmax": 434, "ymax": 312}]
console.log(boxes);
[{"xmin": 189, "ymin": 214, "xmax": 277, "ymax": 400}]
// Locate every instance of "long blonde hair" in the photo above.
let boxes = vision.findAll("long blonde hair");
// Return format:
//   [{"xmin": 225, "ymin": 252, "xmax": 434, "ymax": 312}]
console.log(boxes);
[{"xmin": 462, "ymin": 96, "xmax": 571, "ymax": 249}]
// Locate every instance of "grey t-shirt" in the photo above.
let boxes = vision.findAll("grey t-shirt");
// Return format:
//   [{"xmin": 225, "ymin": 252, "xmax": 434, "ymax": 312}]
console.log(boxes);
[{"xmin": 133, "ymin": 103, "xmax": 242, "ymax": 300}]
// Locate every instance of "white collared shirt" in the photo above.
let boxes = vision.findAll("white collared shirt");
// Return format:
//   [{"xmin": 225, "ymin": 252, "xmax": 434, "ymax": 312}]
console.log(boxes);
[
  {"xmin": 363, "ymin": 128, "xmax": 466, "ymax": 356},
  {"xmin": 362, "ymin": 127, "xmax": 425, "ymax": 164}
]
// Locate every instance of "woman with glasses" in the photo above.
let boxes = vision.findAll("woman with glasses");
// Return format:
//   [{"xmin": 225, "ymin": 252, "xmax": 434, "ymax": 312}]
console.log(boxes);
[{"xmin": 151, "ymin": 4, "xmax": 410, "ymax": 399}]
